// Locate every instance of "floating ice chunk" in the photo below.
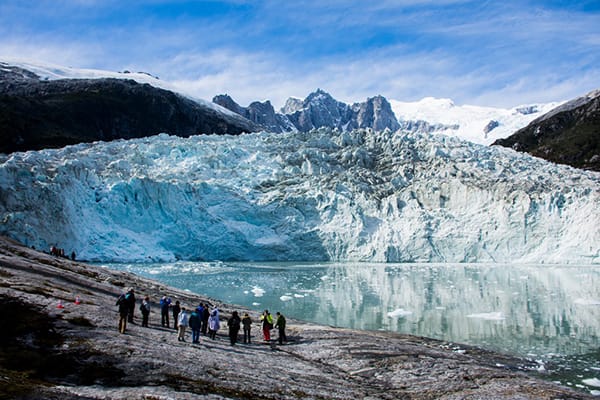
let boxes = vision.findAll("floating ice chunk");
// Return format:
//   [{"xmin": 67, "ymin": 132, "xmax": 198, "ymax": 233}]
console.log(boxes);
[
  {"xmin": 387, "ymin": 308, "xmax": 412, "ymax": 318},
  {"xmin": 467, "ymin": 312, "xmax": 505, "ymax": 320},
  {"xmin": 590, "ymin": 390, "xmax": 600, "ymax": 396},
  {"xmin": 574, "ymin": 299, "xmax": 600, "ymax": 306},
  {"xmin": 583, "ymin": 378, "xmax": 600, "ymax": 387},
  {"xmin": 251, "ymin": 286, "xmax": 265, "ymax": 297},
  {"xmin": 320, "ymin": 275, "xmax": 329, "ymax": 281},
  {"xmin": 252, "ymin": 302, "xmax": 261, "ymax": 306},
  {"xmin": 280, "ymin": 295, "xmax": 293, "ymax": 301},
  {"xmin": 294, "ymin": 294, "xmax": 305, "ymax": 298}
]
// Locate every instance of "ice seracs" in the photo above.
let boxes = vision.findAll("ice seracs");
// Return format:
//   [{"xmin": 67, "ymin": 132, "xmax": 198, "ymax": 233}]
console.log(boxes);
[{"xmin": 0, "ymin": 128, "xmax": 597, "ymax": 264}]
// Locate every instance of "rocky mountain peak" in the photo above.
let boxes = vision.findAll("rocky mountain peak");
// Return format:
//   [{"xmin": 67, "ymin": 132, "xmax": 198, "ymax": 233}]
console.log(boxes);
[
  {"xmin": 217, "ymin": 89, "xmax": 401, "ymax": 133},
  {"xmin": 351, "ymin": 95, "xmax": 400, "ymax": 131}
]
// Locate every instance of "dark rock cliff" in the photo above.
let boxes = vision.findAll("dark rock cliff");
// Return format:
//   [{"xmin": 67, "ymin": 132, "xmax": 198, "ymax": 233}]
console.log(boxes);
[
  {"xmin": 493, "ymin": 89, "xmax": 600, "ymax": 171},
  {"xmin": 0, "ymin": 64, "xmax": 258, "ymax": 154}
]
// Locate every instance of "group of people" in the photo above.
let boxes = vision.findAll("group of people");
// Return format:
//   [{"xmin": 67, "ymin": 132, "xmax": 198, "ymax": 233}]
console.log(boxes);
[
  {"xmin": 116, "ymin": 290, "xmax": 288, "ymax": 346},
  {"xmin": 260, "ymin": 309, "xmax": 287, "ymax": 344},
  {"xmin": 49, "ymin": 245, "xmax": 76, "ymax": 260}
]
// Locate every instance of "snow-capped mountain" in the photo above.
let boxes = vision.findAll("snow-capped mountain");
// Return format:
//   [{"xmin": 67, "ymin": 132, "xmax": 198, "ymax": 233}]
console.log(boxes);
[
  {"xmin": 0, "ymin": 59, "xmax": 259, "ymax": 154},
  {"xmin": 0, "ymin": 59, "xmax": 233, "ymax": 115},
  {"xmin": 1, "ymin": 59, "xmax": 566, "ymax": 150},
  {"xmin": 214, "ymin": 89, "xmax": 562, "ymax": 145},
  {"xmin": 390, "ymin": 97, "xmax": 564, "ymax": 145},
  {"xmin": 1, "ymin": 129, "xmax": 597, "ymax": 264}
]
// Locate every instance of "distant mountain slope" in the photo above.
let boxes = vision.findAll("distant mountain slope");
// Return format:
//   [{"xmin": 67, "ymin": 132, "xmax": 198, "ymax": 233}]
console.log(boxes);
[
  {"xmin": 390, "ymin": 97, "xmax": 562, "ymax": 145},
  {"xmin": 0, "ymin": 62, "xmax": 258, "ymax": 154},
  {"xmin": 492, "ymin": 89, "xmax": 600, "ymax": 171}
]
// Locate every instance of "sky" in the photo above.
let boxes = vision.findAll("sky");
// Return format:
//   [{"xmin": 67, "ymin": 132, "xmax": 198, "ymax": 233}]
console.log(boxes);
[{"xmin": 1, "ymin": 0, "xmax": 599, "ymax": 109}]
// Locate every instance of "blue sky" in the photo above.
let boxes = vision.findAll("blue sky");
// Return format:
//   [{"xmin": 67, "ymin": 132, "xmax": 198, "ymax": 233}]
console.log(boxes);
[{"xmin": 1, "ymin": 0, "xmax": 599, "ymax": 108}]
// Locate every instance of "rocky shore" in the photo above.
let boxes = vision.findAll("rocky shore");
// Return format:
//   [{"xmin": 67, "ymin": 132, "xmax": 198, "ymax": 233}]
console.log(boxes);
[{"xmin": 0, "ymin": 236, "xmax": 593, "ymax": 399}]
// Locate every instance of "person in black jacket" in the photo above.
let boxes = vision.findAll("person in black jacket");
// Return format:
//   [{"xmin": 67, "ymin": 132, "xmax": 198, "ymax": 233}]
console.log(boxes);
[
  {"xmin": 126, "ymin": 288, "xmax": 136, "ymax": 323},
  {"xmin": 116, "ymin": 292, "xmax": 130, "ymax": 333},
  {"xmin": 172, "ymin": 300, "xmax": 181, "ymax": 330},
  {"xmin": 201, "ymin": 303, "xmax": 210, "ymax": 335},
  {"xmin": 140, "ymin": 295, "xmax": 150, "ymax": 327},
  {"xmin": 275, "ymin": 312, "xmax": 287, "ymax": 344},
  {"xmin": 227, "ymin": 311, "xmax": 241, "ymax": 346},
  {"xmin": 241, "ymin": 313, "xmax": 252, "ymax": 344}
]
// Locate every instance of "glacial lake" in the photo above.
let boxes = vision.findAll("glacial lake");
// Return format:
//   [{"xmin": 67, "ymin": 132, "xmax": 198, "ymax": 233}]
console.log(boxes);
[{"xmin": 101, "ymin": 262, "xmax": 600, "ymax": 394}]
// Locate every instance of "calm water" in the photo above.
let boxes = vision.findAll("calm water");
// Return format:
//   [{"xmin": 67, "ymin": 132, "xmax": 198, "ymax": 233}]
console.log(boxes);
[{"xmin": 102, "ymin": 261, "xmax": 600, "ymax": 394}]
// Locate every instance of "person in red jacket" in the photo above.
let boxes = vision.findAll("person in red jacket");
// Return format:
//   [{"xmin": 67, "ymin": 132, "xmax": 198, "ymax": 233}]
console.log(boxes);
[{"xmin": 260, "ymin": 309, "xmax": 273, "ymax": 341}]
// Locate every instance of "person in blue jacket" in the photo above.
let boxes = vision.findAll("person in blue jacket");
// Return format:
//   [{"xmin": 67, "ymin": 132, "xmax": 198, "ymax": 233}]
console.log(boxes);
[
  {"xmin": 160, "ymin": 296, "xmax": 171, "ymax": 327},
  {"xmin": 189, "ymin": 308, "xmax": 202, "ymax": 344}
]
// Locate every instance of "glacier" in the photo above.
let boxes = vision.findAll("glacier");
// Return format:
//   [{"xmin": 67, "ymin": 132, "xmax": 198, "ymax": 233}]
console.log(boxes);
[{"xmin": 0, "ymin": 128, "xmax": 598, "ymax": 263}]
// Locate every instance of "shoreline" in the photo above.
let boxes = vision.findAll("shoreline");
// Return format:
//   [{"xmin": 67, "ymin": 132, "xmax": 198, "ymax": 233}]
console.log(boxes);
[{"xmin": 0, "ymin": 235, "xmax": 594, "ymax": 399}]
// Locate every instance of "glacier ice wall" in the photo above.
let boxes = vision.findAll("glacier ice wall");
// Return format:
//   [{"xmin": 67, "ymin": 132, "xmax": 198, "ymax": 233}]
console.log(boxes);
[{"xmin": 0, "ymin": 129, "xmax": 598, "ymax": 263}]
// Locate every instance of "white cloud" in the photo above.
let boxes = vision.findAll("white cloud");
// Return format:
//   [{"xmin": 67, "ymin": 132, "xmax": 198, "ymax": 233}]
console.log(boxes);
[{"xmin": 0, "ymin": 0, "xmax": 598, "ymax": 109}]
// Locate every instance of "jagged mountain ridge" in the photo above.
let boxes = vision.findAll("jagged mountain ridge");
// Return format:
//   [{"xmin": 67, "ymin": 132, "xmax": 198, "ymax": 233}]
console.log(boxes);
[
  {"xmin": 493, "ymin": 89, "xmax": 600, "ymax": 171},
  {"xmin": 214, "ymin": 89, "xmax": 400, "ymax": 133},
  {"xmin": 0, "ymin": 61, "xmax": 259, "ymax": 154}
]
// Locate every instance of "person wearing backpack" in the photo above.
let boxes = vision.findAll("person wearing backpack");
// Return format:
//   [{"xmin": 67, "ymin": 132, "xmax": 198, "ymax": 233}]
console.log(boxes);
[
  {"xmin": 227, "ymin": 311, "xmax": 241, "ymax": 346},
  {"xmin": 116, "ymin": 292, "xmax": 129, "ymax": 333}
]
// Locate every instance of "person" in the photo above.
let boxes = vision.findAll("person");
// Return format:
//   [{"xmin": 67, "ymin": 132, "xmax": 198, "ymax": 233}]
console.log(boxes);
[
  {"xmin": 275, "ymin": 312, "xmax": 287, "ymax": 344},
  {"xmin": 189, "ymin": 308, "xmax": 202, "ymax": 344},
  {"xmin": 126, "ymin": 288, "xmax": 136, "ymax": 323},
  {"xmin": 227, "ymin": 311, "xmax": 241, "ymax": 346},
  {"xmin": 116, "ymin": 291, "xmax": 129, "ymax": 334},
  {"xmin": 201, "ymin": 303, "xmax": 210, "ymax": 335},
  {"xmin": 260, "ymin": 309, "xmax": 273, "ymax": 342},
  {"xmin": 208, "ymin": 308, "xmax": 220, "ymax": 340},
  {"xmin": 160, "ymin": 296, "xmax": 171, "ymax": 327},
  {"xmin": 177, "ymin": 307, "xmax": 189, "ymax": 342},
  {"xmin": 241, "ymin": 312, "xmax": 252, "ymax": 344},
  {"xmin": 172, "ymin": 300, "xmax": 181, "ymax": 330},
  {"xmin": 140, "ymin": 296, "xmax": 151, "ymax": 327}
]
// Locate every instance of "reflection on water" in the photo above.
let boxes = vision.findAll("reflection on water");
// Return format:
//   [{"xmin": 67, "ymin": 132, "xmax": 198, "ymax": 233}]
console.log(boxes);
[{"xmin": 102, "ymin": 261, "xmax": 600, "ymax": 393}]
